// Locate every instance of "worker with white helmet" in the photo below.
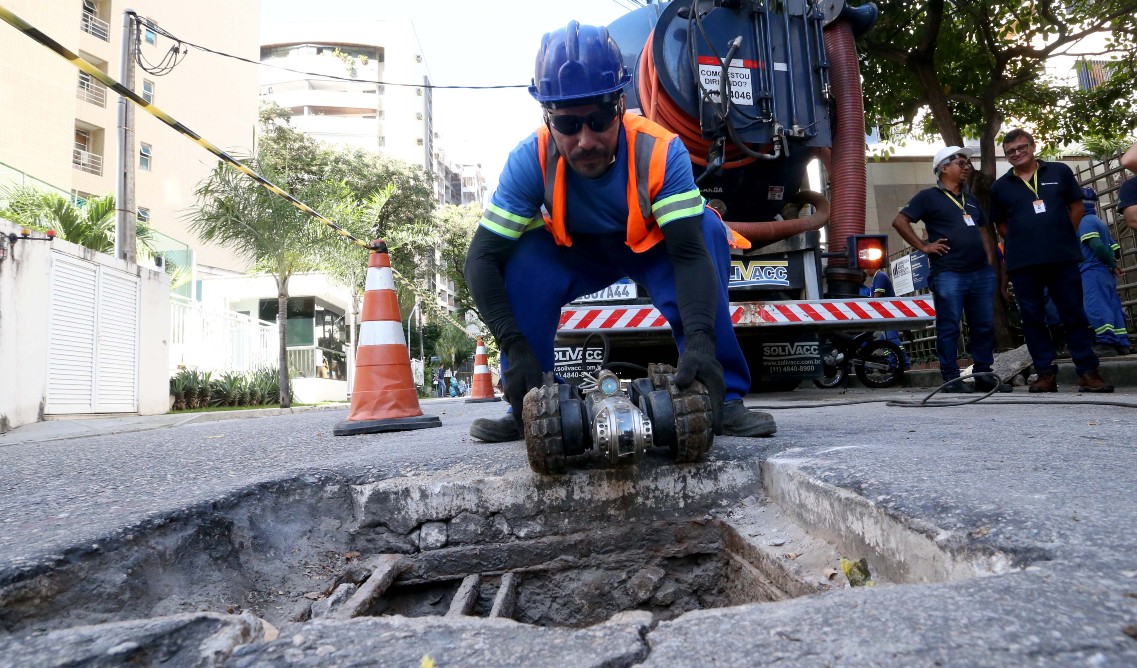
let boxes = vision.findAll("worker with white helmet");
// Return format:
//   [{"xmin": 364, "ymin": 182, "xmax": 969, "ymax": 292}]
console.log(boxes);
[
  {"xmin": 891, "ymin": 145, "xmax": 1008, "ymax": 393},
  {"xmin": 464, "ymin": 21, "xmax": 775, "ymax": 443}
]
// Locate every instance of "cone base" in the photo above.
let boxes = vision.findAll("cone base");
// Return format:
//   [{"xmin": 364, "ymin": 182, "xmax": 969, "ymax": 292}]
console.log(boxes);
[
  {"xmin": 466, "ymin": 396, "xmax": 502, "ymax": 403},
  {"xmin": 333, "ymin": 414, "xmax": 442, "ymax": 436}
]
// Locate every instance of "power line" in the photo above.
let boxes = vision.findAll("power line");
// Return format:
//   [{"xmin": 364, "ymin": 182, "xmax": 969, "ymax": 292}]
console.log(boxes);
[{"xmin": 138, "ymin": 14, "xmax": 529, "ymax": 91}]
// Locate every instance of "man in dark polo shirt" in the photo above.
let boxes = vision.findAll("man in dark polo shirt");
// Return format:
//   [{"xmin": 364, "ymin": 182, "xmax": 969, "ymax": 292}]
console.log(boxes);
[
  {"xmin": 1121, "ymin": 141, "xmax": 1137, "ymax": 232},
  {"xmin": 988, "ymin": 128, "xmax": 1112, "ymax": 393},
  {"xmin": 893, "ymin": 145, "xmax": 1008, "ymax": 393}
]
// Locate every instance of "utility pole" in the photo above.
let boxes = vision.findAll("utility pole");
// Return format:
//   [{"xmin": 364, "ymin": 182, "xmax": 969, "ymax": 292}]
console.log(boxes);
[{"xmin": 114, "ymin": 9, "xmax": 137, "ymax": 264}]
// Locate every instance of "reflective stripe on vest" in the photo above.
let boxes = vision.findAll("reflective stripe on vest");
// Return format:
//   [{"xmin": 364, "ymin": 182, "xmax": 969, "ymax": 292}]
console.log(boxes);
[{"xmin": 536, "ymin": 114, "xmax": 677, "ymax": 253}]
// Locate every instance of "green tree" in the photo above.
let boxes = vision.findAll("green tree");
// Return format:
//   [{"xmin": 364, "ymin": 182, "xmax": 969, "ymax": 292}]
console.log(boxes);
[
  {"xmin": 434, "ymin": 321, "xmax": 475, "ymax": 371},
  {"xmin": 187, "ymin": 111, "xmax": 334, "ymax": 408},
  {"xmin": 859, "ymin": 0, "xmax": 1137, "ymax": 181},
  {"xmin": 434, "ymin": 203, "xmax": 481, "ymax": 317},
  {"xmin": 0, "ymin": 187, "xmax": 155, "ymax": 255}
]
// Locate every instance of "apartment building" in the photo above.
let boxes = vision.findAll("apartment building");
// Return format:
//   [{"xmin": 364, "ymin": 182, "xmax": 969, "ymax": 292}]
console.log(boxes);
[
  {"xmin": 259, "ymin": 21, "xmax": 434, "ymax": 169},
  {"xmin": 0, "ymin": 0, "xmax": 261, "ymax": 275}
]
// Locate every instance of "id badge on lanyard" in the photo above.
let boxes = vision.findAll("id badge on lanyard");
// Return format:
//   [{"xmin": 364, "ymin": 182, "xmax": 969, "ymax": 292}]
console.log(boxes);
[
  {"xmin": 963, "ymin": 213, "xmax": 975, "ymax": 226},
  {"xmin": 1033, "ymin": 199, "xmax": 1046, "ymax": 214}
]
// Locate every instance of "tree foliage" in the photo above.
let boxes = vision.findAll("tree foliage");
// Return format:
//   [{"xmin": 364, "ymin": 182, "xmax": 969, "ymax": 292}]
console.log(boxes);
[
  {"xmin": 0, "ymin": 187, "xmax": 155, "ymax": 255},
  {"xmin": 859, "ymin": 0, "xmax": 1137, "ymax": 180},
  {"xmin": 188, "ymin": 105, "xmax": 335, "ymax": 407}
]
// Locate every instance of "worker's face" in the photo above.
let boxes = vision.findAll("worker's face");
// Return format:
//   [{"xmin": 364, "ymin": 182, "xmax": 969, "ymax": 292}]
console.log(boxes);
[
  {"xmin": 1003, "ymin": 138, "xmax": 1035, "ymax": 168},
  {"xmin": 545, "ymin": 98, "xmax": 624, "ymax": 179},
  {"xmin": 939, "ymin": 153, "xmax": 972, "ymax": 180}
]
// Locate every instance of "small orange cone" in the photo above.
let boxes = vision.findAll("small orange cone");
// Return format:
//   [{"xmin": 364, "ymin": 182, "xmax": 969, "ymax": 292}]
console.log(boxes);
[
  {"xmin": 334, "ymin": 240, "xmax": 441, "ymax": 436},
  {"xmin": 466, "ymin": 336, "xmax": 501, "ymax": 403}
]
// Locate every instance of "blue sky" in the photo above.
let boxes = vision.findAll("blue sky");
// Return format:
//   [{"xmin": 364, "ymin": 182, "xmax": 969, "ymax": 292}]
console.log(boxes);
[{"xmin": 262, "ymin": 0, "xmax": 642, "ymax": 196}]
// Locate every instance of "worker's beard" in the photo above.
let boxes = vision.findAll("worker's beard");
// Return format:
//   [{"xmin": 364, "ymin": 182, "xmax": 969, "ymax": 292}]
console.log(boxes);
[{"xmin": 567, "ymin": 148, "xmax": 616, "ymax": 179}]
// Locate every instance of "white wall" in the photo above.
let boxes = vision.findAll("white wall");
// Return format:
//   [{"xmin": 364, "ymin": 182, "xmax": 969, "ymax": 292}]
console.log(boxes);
[{"xmin": 0, "ymin": 218, "xmax": 169, "ymax": 433}]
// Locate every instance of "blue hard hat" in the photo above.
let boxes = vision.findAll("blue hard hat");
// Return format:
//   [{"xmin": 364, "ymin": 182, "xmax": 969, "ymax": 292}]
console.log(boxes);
[
  {"xmin": 529, "ymin": 21, "xmax": 630, "ymax": 107},
  {"xmin": 1082, "ymin": 186, "xmax": 1098, "ymax": 201}
]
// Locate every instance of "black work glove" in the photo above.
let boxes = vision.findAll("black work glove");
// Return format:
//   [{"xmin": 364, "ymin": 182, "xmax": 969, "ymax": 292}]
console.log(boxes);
[
  {"xmin": 674, "ymin": 331, "xmax": 725, "ymax": 435},
  {"xmin": 502, "ymin": 338, "xmax": 543, "ymax": 433}
]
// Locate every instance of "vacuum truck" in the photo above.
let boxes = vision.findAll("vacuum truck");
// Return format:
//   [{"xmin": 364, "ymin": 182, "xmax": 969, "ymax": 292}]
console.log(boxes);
[{"xmin": 553, "ymin": 0, "xmax": 935, "ymax": 391}]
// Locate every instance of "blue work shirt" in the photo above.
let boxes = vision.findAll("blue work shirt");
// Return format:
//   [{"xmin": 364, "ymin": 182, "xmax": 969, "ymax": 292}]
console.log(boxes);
[
  {"xmin": 900, "ymin": 186, "xmax": 990, "ymax": 276},
  {"xmin": 988, "ymin": 160, "xmax": 1082, "ymax": 272},
  {"xmin": 482, "ymin": 122, "xmax": 702, "ymax": 239},
  {"xmin": 1077, "ymin": 213, "xmax": 1119, "ymax": 272}
]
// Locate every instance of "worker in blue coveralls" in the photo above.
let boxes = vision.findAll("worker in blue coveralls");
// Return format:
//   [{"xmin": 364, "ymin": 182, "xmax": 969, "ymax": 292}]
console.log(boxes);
[
  {"xmin": 1077, "ymin": 187, "xmax": 1130, "ymax": 356},
  {"xmin": 463, "ymin": 21, "xmax": 775, "ymax": 443}
]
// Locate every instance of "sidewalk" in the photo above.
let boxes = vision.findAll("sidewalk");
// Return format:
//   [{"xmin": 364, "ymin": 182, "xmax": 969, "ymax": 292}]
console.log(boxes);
[
  {"xmin": 0, "ymin": 395, "xmax": 478, "ymax": 447},
  {"xmin": 0, "ymin": 404, "xmax": 346, "ymax": 447}
]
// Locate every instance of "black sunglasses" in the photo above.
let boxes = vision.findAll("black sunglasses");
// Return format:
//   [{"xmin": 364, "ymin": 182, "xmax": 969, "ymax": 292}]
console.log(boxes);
[{"xmin": 546, "ymin": 106, "xmax": 620, "ymax": 135}]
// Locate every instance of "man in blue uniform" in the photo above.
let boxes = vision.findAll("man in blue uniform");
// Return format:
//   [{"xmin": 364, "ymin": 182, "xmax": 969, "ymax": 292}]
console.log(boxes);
[
  {"xmin": 463, "ymin": 22, "xmax": 775, "ymax": 442},
  {"xmin": 892, "ymin": 145, "xmax": 1008, "ymax": 393},
  {"xmin": 1077, "ymin": 187, "xmax": 1129, "ymax": 356},
  {"xmin": 988, "ymin": 129, "xmax": 1112, "ymax": 393}
]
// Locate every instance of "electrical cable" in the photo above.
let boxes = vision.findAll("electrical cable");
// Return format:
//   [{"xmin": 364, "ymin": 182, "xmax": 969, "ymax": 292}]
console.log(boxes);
[
  {"xmin": 743, "ymin": 372, "xmax": 1137, "ymax": 410},
  {"xmin": 141, "ymin": 17, "xmax": 526, "ymax": 90}
]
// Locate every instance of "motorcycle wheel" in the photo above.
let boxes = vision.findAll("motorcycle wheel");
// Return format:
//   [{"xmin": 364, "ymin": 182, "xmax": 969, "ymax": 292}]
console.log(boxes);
[
  {"xmin": 813, "ymin": 364, "xmax": 846, "ymax": 389},
  {"xmin": 854, "ymin": 340, "xmax": 906, "ymax": 388},
  {"xmin": 813, "ymin": 340, "xmax": 846, "ymax": 389}
]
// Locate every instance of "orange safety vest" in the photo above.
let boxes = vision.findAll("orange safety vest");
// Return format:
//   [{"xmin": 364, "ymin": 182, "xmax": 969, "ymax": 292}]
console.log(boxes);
[{"xmin": 536, "ymin": 113, "xmax": 674, "ymax": 253}]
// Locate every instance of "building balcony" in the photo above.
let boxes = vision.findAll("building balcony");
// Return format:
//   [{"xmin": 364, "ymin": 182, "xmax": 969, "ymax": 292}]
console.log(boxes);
[
  {"xmin": 80, "ymin": 12, "xmax": 110, "ymax": 42},
  {"xmin": 76, "ymin": 77, "xmax": 107, "ymax": 107},
  {"xmin": 72, "ymin": 148, "xmax": 103, "ymax": 176},
  {"xmin": 269, "ymin": 89, "xmax": 380, "ymax": 112}
]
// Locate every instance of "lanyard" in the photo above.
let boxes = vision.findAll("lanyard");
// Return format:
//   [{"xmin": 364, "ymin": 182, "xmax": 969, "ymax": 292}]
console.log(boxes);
[
  {"xmin": 1020, "ymin": 169, "xmax": 1039, "ymax": 198},
  {"xmin": 938, "ymin": 188, "xmax": 966, "ymax": 210}
]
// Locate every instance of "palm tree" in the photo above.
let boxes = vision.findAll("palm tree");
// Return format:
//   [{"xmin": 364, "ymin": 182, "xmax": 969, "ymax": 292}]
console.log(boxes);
[{"xmin": 0, "ymin": 187, "xmax": 155, "ymax": 254}]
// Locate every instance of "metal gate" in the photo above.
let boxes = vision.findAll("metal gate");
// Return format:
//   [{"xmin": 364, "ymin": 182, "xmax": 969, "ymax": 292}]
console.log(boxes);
[{"xmin": 45, "ymin": 252, "xmax": 141, "ymax": 414}]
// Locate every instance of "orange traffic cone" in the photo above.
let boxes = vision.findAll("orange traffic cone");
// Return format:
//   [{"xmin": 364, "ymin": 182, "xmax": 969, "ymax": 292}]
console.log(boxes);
[
  {"xmin": 466, "ymin": 336, "xmax": 500, "ymax": 403},
  {"xmin": 334, "ymin": 240, "xmax": 441, "ymax": 436}
]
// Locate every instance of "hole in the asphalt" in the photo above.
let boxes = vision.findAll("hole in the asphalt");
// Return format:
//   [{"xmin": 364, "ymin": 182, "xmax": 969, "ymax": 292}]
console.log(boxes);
[{"xmin": 355, "ymin": 519, "xmax": 783, "ymax": 628}]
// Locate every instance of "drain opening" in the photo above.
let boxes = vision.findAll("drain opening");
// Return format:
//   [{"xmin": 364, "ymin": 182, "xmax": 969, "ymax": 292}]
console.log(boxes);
[{"xmin": 353, "ymin": 520, "xmax": 787, "ymax": 628}]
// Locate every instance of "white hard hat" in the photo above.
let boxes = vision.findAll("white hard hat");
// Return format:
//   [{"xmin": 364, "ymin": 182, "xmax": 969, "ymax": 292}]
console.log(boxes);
[{"xmin": 933, "ymin": 145, "xmax": 976, "ymax": 174}]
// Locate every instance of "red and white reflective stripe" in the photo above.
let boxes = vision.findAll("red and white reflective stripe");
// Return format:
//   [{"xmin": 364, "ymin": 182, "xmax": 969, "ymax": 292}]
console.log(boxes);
[
  {"xmin": 557, "ymin": 298, "xmax": 936, "ymax": 332},
  {"xmin": 365, "ymin": 266, "xmax": 396, "ymax": 292},
  {"xmin": 358, "ymin": 320, "xmax": 406, "ymax": 346}
]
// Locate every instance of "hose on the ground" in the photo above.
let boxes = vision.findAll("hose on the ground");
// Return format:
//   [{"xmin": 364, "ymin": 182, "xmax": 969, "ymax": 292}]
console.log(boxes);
[{"xmin": 745, "ymin": 372, "xmax": 1137, "ymax": 409}]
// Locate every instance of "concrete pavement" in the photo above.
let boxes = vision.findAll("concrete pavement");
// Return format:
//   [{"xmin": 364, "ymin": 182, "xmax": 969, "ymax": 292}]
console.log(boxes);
[{"xmin": 1, "ymin": 387, "xmax": 1136, "ymax": 666}]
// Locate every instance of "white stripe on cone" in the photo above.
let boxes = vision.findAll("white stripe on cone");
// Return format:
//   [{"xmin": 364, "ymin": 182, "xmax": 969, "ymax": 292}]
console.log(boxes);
[
  {"xmin": 475, "ymin": 345, "xmax": 486, "ymax": 354},
  {"xmin": 358, "ymin": 320, "xmax": 407, "ymax": 346},
  {"xmin": 365, "ymin": 266, "xmax": 396, "ymax": 292},
  {"xmin": 474, "ymin": 365, "xmax": 490, "ymax": 374}
]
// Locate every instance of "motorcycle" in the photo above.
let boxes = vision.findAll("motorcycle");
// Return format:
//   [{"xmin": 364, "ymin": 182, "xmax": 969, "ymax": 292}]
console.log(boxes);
[{"xmin": 814, "ymin": 331, "xmax": 907, "ymax": 389}]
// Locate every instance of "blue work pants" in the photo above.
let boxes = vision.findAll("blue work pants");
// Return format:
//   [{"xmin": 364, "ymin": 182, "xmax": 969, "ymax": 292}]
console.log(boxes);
[
  {"xmin": 929, "ymin": 266, "xmax": 996, "ymax": 380},
  {"xmin": 1081, "ymin": 267, "xmax": 1130, "ymax": 347},
  {"xmin": 1009, "ymin": 261, "xmax": 1098, "ymax": 375},
  {"xmin": 500, "ymin": 212, "xmax": 751, "ymax": 401}
]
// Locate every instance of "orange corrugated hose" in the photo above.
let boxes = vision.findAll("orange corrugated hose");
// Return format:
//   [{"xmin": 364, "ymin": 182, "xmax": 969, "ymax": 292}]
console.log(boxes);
[{"xmin": 637, "ymin": 32, "xmax": 757, "ymax": 170}]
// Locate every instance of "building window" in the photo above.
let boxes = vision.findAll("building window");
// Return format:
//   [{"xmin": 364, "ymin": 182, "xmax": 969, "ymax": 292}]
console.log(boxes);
[
  {"xmin": 142, "ymin": 79, "xmax": 154, "ymax": 104},
  {"xmin": 416, "ymin": 138, "xmax": 424, "ymax": 146},
  {"xmin": 415, "ymin": 88, "xmax": 423, "ymax": 96},
  {"xmin": 137, "ymin": 206, "xmax": 150, "ymax": 223},
  {"xmin": 416, "ymin": 112, "xmax": 423, "ymax": 120},
  {"xmin": 144, "ymin": 27, "xmax": 156, "ymax": 45},
  {"xmin": 139, "ymin": 142, "xmax": 152, "ymax": 171},
  {"xmin": 377, "ymin": 136, "xmax": 386, "ymax": 147},
  {"xmin": 415, "ymin": 54, "xmax": 423, "ymax": 63}
]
